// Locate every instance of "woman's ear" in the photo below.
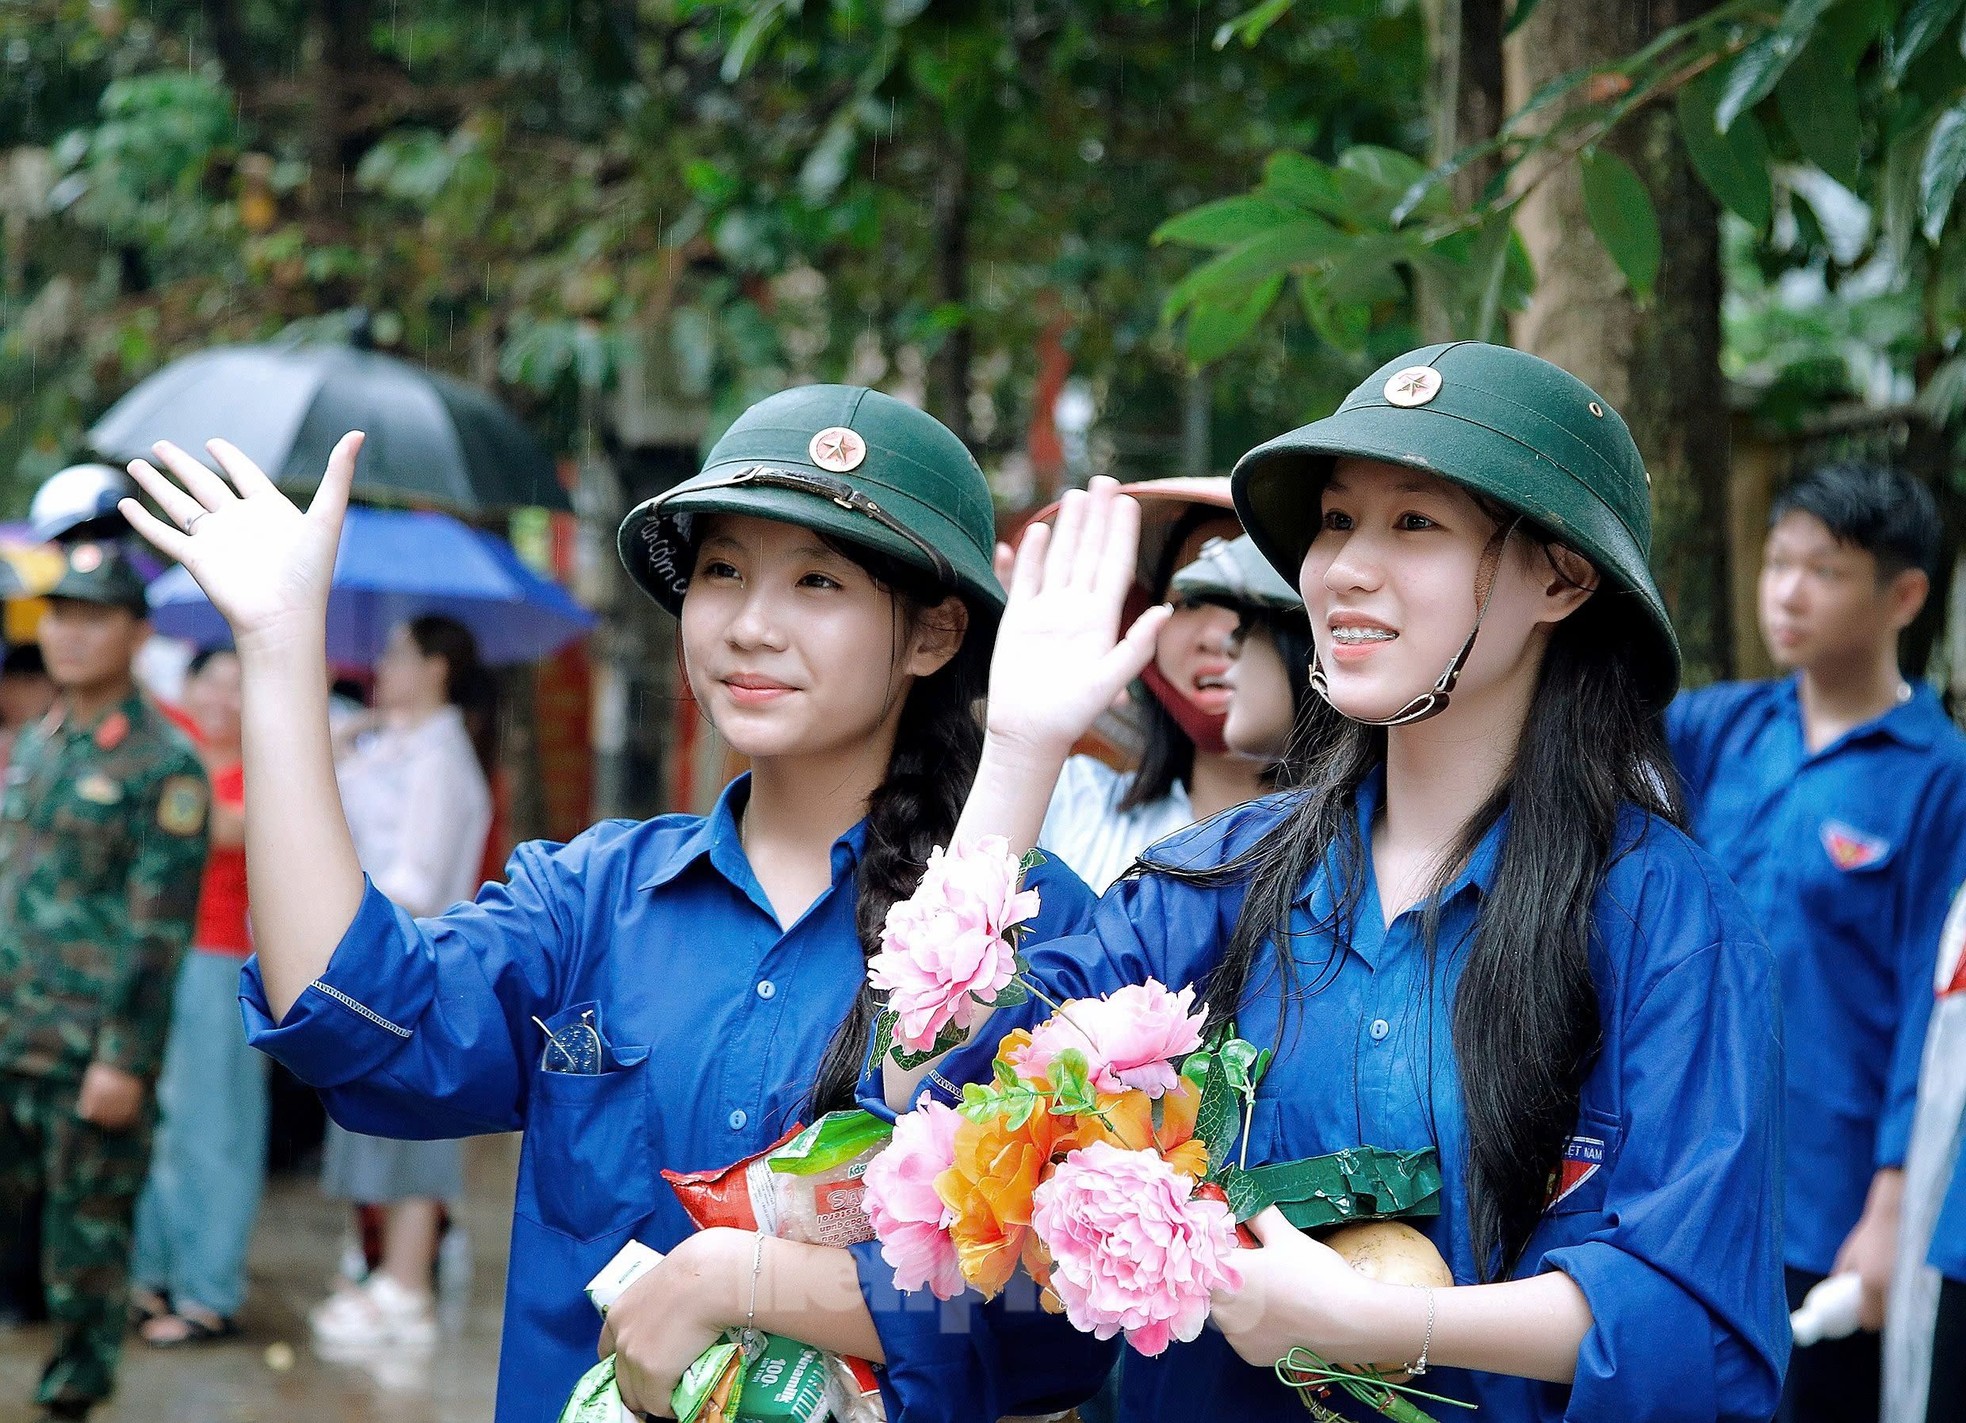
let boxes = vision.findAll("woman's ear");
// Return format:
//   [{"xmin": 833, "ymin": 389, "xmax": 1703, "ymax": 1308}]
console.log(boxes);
[
  {"xmin": 1538, "ymin": 543, "xmax": 1600, "ymax": 625},
  {"xmin": 906, "ymin": 595, "xmax": 970, "ymax": 677}
]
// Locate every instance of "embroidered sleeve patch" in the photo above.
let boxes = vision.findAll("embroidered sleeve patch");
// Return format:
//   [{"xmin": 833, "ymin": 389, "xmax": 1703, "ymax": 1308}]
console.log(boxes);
[
  {"xmin": 1820, "ymin": 820, "xmax": 1890, "ymax": 871},
  {"xmin": 156, "ymin": 775, "xmax": 208, "ymax": 837}
]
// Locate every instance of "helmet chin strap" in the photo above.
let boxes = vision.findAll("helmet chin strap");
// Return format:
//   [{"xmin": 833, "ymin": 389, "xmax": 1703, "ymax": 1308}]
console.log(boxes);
[{"xmin": 1310, "ymin": 518, "xmax": 1522, "ymax": 729}]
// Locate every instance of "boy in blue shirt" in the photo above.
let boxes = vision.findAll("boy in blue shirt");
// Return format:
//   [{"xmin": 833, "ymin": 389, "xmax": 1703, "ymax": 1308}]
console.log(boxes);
[{"xmin": 1670, "ymin": 462, "xmax": 1966, "ymax": 1423}]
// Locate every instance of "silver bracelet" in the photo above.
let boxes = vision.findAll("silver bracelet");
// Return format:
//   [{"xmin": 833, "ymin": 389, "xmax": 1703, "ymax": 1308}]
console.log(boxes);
[
  {"xmin": 746, "ymin": 1231, "xmax": 766, "ymax": 1335},
  {"xmin": 1409, "ymin": 1285, "xmax": 1436, "ymax": 1376}
]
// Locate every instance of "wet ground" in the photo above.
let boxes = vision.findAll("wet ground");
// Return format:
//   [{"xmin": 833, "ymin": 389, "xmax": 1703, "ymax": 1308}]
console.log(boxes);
[{"xmin": 0, "ymin": 1135, "xmax": 519, "ymax": 1423}]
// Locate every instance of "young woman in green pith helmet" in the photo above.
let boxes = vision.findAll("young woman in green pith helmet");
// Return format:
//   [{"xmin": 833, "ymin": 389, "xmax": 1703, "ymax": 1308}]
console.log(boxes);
[
  {"xmin": 883, "ymin": 341, "xmax": 1788, "ymax": 1420},
  {"xmin": 118, "ymin": 385, "xmax": 1164, "ymax": 1423}
]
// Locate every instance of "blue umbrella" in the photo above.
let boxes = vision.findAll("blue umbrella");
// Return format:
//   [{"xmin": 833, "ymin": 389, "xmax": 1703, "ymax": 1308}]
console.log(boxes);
[{"xmin": 145, "ymin": 507, "xmax": 596, "ymax": 666}]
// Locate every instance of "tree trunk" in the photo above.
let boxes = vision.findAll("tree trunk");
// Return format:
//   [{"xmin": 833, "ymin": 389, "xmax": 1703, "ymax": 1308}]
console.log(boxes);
[
  {"xmin": 927, "ymin": 140, "xmax": 973, "ymax": 442},
  {"xmin": 1419, "ymin": 0, "xmax": 1507, "ymax": 342},
  {"xmin": 1508, "ymin": 0, "xmax": 1733, "ymax": 687}
]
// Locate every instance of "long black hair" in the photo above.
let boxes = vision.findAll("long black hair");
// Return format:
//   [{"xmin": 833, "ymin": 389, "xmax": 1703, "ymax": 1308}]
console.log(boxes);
[
  {"xmin": 407, "ymin": 614, "xmax": 498, "ymax": 777},
  {"xmin": 1154, "ymin": 529, "xmax": 1683, "ymax": 1278},
  {"xmin": 773, "ymin": 540, "xmax": 991, "ymax": 1116}
]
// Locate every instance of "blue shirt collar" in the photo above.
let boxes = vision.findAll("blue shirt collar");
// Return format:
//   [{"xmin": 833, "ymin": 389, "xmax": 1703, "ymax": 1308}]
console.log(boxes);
[
  {"xmin": 1780, "ymin": 673, "xmax": 1945, "ymax": 754},
  {"xmin": 1295, "ymin": 766, "xmax": 1505, "ymax": 967},
  {"xmin": 636, "ymin": 773, "xmax": 869, "ymax": 895}
]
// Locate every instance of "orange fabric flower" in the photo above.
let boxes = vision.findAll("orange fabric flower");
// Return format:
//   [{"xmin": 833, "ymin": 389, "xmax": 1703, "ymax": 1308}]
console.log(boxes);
[
  {"xmin": 1082, "ymin": 1075, "xmax": 1209, "ymax": 1181},
  {"xmin": 938, "ymin": 1097, "xmax": 1093, "ymax": 1297}
]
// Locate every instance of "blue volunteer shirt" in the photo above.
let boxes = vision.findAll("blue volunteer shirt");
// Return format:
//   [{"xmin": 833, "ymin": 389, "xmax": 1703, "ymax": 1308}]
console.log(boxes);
[
  {"xmin": 1669, "ymin": 677, "xmax": 1966, "ymax": 1275},
  {"xmin": 241, "ymin": 775, "xmax": 1100, "ymax": 1423},
  {"xmin": 901, "ymin": 777, "xmax": 1788, "ymax": 1422}
]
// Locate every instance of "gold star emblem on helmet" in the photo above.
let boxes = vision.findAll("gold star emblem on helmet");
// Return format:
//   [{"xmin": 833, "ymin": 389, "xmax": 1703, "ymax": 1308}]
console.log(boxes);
[
  {"xmin": 808, "ymin": 426, "xmax": 868, "ymax": 473},
  {"xmin": 1383, "ymin": 366, "xmax": 1443, "ymax": 407}
]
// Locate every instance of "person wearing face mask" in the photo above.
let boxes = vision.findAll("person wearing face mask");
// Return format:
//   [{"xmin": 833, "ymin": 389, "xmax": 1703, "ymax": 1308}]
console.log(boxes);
[
  {"xmin": 115, "ymin": 388, "xmax": 1155, "ymax": 1423},
  {"xmin": 1168, "ymin": 534, "xmax": 1324, "ymax": 780},
  {"xmin": 1036, "ymin": 481, "xmax": 1268, "ymax": 891},
  {"xmin": 1668, "ymin": 463, "xmax": 1966, "ymax": 1423},
  {"xmin": 883, "ymin": 342, "xmax": 1787, "ymax": 1421}
]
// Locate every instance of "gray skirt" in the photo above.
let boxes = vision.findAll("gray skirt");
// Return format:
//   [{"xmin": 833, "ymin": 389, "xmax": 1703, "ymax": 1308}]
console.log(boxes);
[{"xmin": 320, "ymin": 1122, "xmax": 464, "ymax": 1204}]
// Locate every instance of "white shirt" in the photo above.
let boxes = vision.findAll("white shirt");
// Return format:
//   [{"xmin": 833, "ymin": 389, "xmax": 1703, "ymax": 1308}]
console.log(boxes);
[
  {"xmin": 1038, "ymin": 754, "xmax": 1195, "ymax": 893},
  {"xmin": 337, "ymin": 705, "xmax": 493, "ymax": 918}
]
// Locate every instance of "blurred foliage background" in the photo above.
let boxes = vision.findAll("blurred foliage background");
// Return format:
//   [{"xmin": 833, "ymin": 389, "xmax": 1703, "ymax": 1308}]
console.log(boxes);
[{"xmin": 3, "ymin": 0, "xmax": 1965, "ymax": 689}]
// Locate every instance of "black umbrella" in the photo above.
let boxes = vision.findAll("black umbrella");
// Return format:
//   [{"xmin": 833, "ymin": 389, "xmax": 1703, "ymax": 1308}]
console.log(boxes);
[{"xmin": 87, "ymin": 342, "xmax": 570, "ymax": 514}]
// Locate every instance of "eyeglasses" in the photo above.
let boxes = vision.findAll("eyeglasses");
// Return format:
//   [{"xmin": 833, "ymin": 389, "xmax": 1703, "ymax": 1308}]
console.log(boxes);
[{"xmin": 533, "ymin": 1009, "xmax": 602, "ymax": 1075}]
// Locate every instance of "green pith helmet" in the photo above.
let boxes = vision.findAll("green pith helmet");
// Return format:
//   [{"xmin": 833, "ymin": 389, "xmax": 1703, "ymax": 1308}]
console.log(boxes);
[
  {"xmin": 1170, "ymin": 535, "xmax": 1303, "ymax": 614},
  {"xmin": 49, "ymin": 540, "xmax": 149, "ymax": 615},
  {"xmin": 617, "ymin": 385, "xmax": 1000, "ymax": 617},
  {"xmin": 1230, "ymin": 340, "xmax": 1680, "ymax": 708}
]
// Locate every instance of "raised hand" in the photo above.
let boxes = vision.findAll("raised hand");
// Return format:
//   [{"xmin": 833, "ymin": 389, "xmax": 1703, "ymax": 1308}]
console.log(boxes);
[
  {"xmin": 984, "ymin": 476, "xmax": 1171, "ymax": 760},
  {"xmin": 119, "ymin": 433, "xmax": 362, "ymax": 656}
]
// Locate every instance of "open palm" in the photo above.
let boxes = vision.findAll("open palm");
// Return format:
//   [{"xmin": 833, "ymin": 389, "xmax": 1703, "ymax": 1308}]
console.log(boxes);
[
  {"xmin": 986, "ymin": 477, "xmax": 1171, "ymax": 757},
  {"xmin": 120, "ymin": 433, "xmax": 361, "ymax": 652}
]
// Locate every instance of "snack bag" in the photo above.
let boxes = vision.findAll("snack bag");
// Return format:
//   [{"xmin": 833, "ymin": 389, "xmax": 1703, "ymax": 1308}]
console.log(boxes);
[{"xmin": 663, "ymin": 1111, "xmax": 890, "ymax": 1248}]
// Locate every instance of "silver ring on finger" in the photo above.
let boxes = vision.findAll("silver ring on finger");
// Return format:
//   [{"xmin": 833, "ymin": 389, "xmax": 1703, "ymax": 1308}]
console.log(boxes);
[{"xmin": 183, "ymin": 511, "xmax": 208, "ymax": 534}]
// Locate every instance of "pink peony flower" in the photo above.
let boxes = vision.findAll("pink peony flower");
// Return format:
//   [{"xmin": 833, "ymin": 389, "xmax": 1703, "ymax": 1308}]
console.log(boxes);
[
  {"xmin": 862, "ymin": 1101, "xmax": 965, "ymax": 1299},
  {"xmin": 1010, "ymin": 981, "xmax": 1206, "ymax": 1099},
  {"xmin": 1030, "ymin": 1141, "xmax": 1243, "ymax": 1358},
  {"xmin": 867, "ymin": 837, "xmax": 1040, "ymax": 1052}
]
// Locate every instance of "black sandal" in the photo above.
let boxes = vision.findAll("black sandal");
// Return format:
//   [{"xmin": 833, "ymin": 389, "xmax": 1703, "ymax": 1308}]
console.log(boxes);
[
  {"xmin": 139, "ymin": 1310, "xmax": 241, "ymax": 1348},
  {"xmin": 126, "ymin": 1288, "xmax": 170, "ymax": 1331}
]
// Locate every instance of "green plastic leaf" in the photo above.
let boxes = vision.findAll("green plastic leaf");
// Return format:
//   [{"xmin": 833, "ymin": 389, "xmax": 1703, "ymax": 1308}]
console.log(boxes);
[
  {"xmin": 1017, "ymin": 847, "xmax": 1048, "ymax": 874},
  {"xmin": 1153, "ymin": 196, "xmax": 1302, "ymax": 251},
  {"xmin": 1921, "ymin": 103, "xmax": 1966, "ymax": 241},
  {"xmin": 1889, "ymin": 0, "xmax": 1966, "ymax": 85},
  {"xmin": 1047, "ymin": 1048, "xmax": 1101, "ymax": 1116},
  {"xmin": 1716, "ymin": 0, "xmax": 1838, "ymax": 133},
  {"xmin": 1504, "ymin": 0, "xmax": 1546, "ymax": 37},
  {"xmin": 1677, "ymin": 69, "xmax": 1774, "ymax": 230},
  {"xmin": 1777, "ymin": 37, "xmax": 1862, "ymax": 188},
  {"xmin": 878, "ymin": 1010, "xmax": 966, "ymax": 1071},
  {"xmin": 985, "ymin": 977, "xmax": 1030, "ymax": 1010},
  {"xmin": 1218, "ymin": 1146, "xmax": 1445, "ymax": 1228},
  {"xmin": 1217, "ymin": 1038, "xmax": 1262, "ymax": 1097},
  {"xmin": 1580, "ymin": 149, "xmax": 1662, "ymax": 302},
  {"xmin": 1195, "ymin": 1049, "xmax": 1239, "ymax": 1175},
  {"xmin": 768, "ymin": 1110, "xmax": 894, "ymax": 1176},
  {"xmin": 1180, "ymin": 272, "xmax": 1284, "ymax": 365}
]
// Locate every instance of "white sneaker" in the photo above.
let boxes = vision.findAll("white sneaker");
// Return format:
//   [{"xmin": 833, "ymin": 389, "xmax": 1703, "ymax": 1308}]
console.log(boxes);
[{"xmin": 310, "ymin": 1274, "xmax": 438, "ymax": 1350}]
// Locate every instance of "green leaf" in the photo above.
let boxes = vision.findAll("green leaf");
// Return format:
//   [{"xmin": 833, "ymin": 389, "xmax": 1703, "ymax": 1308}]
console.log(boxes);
[
  {"xmin": 1153, "ymin": 196, "xmax": 1302, "ymax": 251},
  {"xmin": 1047, "ymin": 1048, "xmax": 1102, "ymax": 1116},
  {"xmin": 1504, "ymin": 0, "xmax": 1546, "ymax": 37},
  {"xmin": 1889, "ymin": 0, "xmax": 1966, "ymax": 85},
  {"xmin": 1180, "ymin": 272, "xmax": 1284, "ymax": 365},
  {"xmin": 1921, "ymin": 102, "xmax": 1966, "ymax": 241},
  {"xmin": 1161, "ymin": 220, "xmax": 1341, "ymax": 320},
  {"xmin": 1580, "ymin": 149, "xmax": 1662, "ymax": 302},
  {"xmin": 1259, "ymin": 152, "xmax": 1371, "ymax": 224},
  {"xmin": 1213, "ymin": 0, "xmax": 1294, "ymax": 50},
  {"xmin": 1677, "ymin": 68, "xmax": 1774, "ymax": 230},
  {"xmin": 1217, "ymin": 1038, "xmax": 1262, "ymax": 1097},
  {"xmin": 1195, "ymin": 1048, "xmax": 1239, "ymax": 1174},
  {"xmin": 1777, "ymin": 37, "xmax": 1862, "ymax": 188},
  {"xmin": 985, "ymin": 976, "xmax": 1030, "ymax": 1009},
  {"xmin": 1016, "ymin": 848, "xmax": 1048, "ymax": 874},
  {"xmin": 768, "ymin": 1110, "xmax": 894, "ymax": 1176},
  {"xmin": 1716, "ymin": 0, "xmax": 1838, "ymax": 133}
]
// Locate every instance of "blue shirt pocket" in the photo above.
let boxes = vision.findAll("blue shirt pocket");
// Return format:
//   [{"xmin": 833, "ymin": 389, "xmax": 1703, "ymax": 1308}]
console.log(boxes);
[
  {"xmin": 1544, "ymin": 1107, "xmax": 1623, "ymax": 1217},
  {"xmin": 522, "ymin": 1047, "xmax": 655, "ymax": 1242}
]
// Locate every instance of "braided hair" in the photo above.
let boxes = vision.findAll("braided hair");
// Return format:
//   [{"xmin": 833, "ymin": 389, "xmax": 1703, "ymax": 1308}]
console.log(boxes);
[{"xmin": 797, "ymin": 540, "xmax": 990, "ymax": 1116}]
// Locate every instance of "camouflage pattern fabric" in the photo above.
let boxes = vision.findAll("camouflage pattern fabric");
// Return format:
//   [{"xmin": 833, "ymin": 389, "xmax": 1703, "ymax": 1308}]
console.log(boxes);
[
  {"xmin": 0, "ymin": 1072, "xmax": 153, "ymax": 1408},
  {"xmin": 0, "ymin": 691, "xmax": 207, "ymax": 1412},
  {"xmin": 0, "ymin": 691, "xmax": 210, "ymax": 1082}
]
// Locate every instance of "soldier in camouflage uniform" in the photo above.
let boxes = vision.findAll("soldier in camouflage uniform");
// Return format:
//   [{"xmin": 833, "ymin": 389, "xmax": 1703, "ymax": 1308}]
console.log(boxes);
[{"xmin": 0, "ymin": 541, "xmax": 209, "ymax": 1421}]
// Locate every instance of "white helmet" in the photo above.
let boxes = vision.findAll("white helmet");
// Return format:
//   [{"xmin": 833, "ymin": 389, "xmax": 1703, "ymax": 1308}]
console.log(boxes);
[{"xmin": 30, "ymin": 463, "xmax": 137, "ymax": 544}]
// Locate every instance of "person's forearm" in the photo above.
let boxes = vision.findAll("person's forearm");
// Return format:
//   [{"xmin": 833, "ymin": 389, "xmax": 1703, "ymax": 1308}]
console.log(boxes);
[
  {"xmin": 210, "ymin": 800, "xmax": 246, "ymax": 848},
  {"xmin": 1340, "ymin": 1271, "xmax": 1591, "ymax": 1385},
  {"xmin": 746, "ymin": 1237, "xmax": 885, "ymax": 1362},
  {"xmin": 952, "ymin": 732, "xmax": 1071, "ymax": 856},
  {"xmin": 239, "ymin": 638, "xmax": 365, "ymax": 1019}
]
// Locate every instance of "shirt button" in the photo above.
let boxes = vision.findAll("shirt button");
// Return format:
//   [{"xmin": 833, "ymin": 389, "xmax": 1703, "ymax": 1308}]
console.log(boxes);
[
  {"xmin": 757, "ymin": 980, "xmax": 776, "ymax": 1000},
  {"xmin": 1369, "ymin": 1018, "xmax": 1391, "ymax": 1042},
  {"xmin": 728, "ymin": 1109, "xmax": 748, "ymax": 1131}
]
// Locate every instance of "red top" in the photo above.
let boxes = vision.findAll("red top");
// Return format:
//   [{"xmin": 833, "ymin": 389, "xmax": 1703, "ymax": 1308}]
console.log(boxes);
[{"xmin": 194, "ymin": 760, "xmax": 251, "ymax": 955}]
